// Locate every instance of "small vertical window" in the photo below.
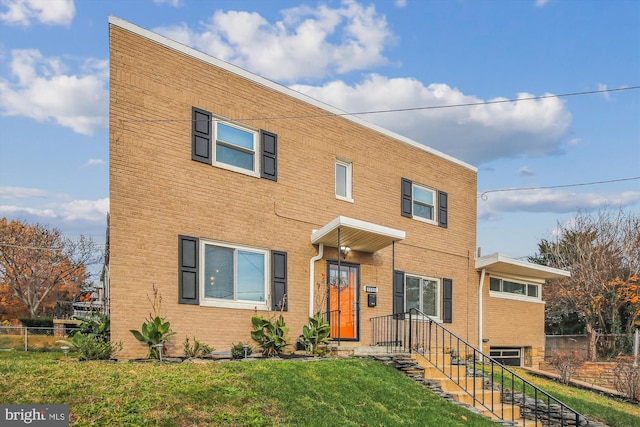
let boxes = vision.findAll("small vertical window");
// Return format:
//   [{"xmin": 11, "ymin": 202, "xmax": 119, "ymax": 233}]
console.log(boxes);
[
  {"xmin": 412, "ymin": 184, "xmax": 436, "ymax": 224},
  {"xmin": 405, "ymin": 274, "xmax": 440, "ymax": 318},
  {"xmin": 335, "ymin": 159, "xmax": 353, "ymax": 202},
  {"xmin": 214, "ymin": 122, "xmax": 259, "ymax": 175}
]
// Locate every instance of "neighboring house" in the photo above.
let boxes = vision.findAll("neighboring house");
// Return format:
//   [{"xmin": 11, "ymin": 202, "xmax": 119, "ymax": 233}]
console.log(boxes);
[{"xmin": 108, "ymin": 17, "xmax": 567, "ymax": 366}]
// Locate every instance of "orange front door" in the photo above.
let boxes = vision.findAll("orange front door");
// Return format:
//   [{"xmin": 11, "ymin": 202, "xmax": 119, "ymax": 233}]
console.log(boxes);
[{"xmin": 327, "ymin": 263, "xmax": 359, "ymax": 340}]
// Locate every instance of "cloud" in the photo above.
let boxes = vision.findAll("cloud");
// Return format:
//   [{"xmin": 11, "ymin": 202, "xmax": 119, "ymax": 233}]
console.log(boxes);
[
  {"xmin": 0, "ymin": 185, "xmax": 48, "ymax": 199},
  {"xmin": 598, "ymin": 83, "xmax": 610, "ymax": 100},
  {"xmin": 478, "ymin": 189, "xmax": 640, "ymax": 220},
  {"xmin": 152, "ymin": 0, "xmax": 183, "ymax": 7},
  {"xmin": 518, "ymin": 166, "xmax": 535, "ymax": 177},
  {"xmin": 84, "ymin": 158, "xmax": 105, "ymax": 167},
  {"xmin": 535, "ymin": 0, "xmax": 550, "ymax": 7},
  {"xmin": 291, "ymin": 75, "xmax": 572, "ymax": 164},
  {"xmin": 0, "ymin": 49, "xmax": 108, "ymax": 135},
  {"xmin": 0, "ymin": 197, "xmax": 109, "ymax": 223},
  {"xmin": 395, "ymin": 0, "xmax": 407, "ymax": 7},
  {"xmin": 153, "ymin": 0, "xmax": 395, "ymax": 83},
  {"xmin": 0, "ymin": 0, "xmax": 75, "ymax": 26}
]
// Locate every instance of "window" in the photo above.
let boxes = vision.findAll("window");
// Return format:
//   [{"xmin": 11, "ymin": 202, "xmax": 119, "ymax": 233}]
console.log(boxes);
[
  {"xmin": 400, "ymin": 178, "xmax": 448, "ymax": 227},
  {"xmin": 490, "ymin": 347, "xmax": 522, "ymax": 366},
  {"xmin": 202, "ymin": 240, "xmax": 268, "ymax": 309},
  {"xmin": 335, "ymin": 159, "xmax": 353, "ymax": 202},
  {"xmin": 405, "ymin": 274, "xmax": 440, "ymax": 318},
  {"xmin": 489, "ymin": 277, "xmax": 540, "ymax": 300},
  {"xmin": 215, "ymin": 122, "xmax": 259, "ymax": 175},
  {"xmin": 192, "ymin": 107, "xmax": 278, "ymax": 181},
  {"xmin": 412, "ymin": 184, "xmax": 436, "ymax": 223}
]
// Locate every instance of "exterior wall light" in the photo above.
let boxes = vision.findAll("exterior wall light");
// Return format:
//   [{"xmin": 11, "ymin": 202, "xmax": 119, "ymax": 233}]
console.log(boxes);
[{"xmin": 340, "ymin": 246, "xmax": 351, "ymax": 259}]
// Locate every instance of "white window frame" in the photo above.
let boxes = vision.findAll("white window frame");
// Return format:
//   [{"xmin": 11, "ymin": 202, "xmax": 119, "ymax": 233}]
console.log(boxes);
[
  {"xmin": 213, "ymin": 120, "xmax": 260, "ymax": 177},
  {"xmin": 412, "ymin": 183, "xmax": 437, "ymax": 225},
  {"xmin": 489, "ymin": 275, "xmax": 542, "ymax": 303},
  {"xmin": 490, "ymin": 347, "xmax": 522, "ymax": 366},
  {"xmin": 405, "ymin": 273, "xmax": 441, "ymax": 320},
  {"xmin": 335, "ymin": 159, "xmax": 353, "ymax": 202},
  {"xmin": 200, "ymin": 239, "xmax": 269, "ymax": 310}
]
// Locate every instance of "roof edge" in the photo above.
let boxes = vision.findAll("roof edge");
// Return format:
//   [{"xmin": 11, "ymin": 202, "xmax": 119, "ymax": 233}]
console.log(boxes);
[
  {"xmin": 108, "ymin": 15, "xmax": 477, "ymax": 173},
  {"xmin": 475, "ymin": 252, "xmax": 570, "ymax": 278}
]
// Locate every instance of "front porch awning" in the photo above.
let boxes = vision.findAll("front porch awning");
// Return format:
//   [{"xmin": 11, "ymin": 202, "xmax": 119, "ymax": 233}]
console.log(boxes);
[
  {"xmin": 475, "ymin": 253, "xmax": 570, "ymax": 280},
  {"xmin": 311, "ymin": 216, "xmax": 405, "ymax": 253}
]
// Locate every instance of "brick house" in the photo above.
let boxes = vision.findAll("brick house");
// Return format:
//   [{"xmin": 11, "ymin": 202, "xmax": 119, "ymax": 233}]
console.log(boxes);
[{"xmin": 108, "ymin": 17, "xmax": 568, "ymax": 365}]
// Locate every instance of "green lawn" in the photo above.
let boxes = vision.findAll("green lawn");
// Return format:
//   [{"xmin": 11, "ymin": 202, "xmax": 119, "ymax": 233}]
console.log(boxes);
[
  {"xmin": 481, "ymin": 365, "xmax": 640, "ymax": 427},
  {"xmin": 0, "ymin": 352, "xmax": 495, "ymax": 427}
]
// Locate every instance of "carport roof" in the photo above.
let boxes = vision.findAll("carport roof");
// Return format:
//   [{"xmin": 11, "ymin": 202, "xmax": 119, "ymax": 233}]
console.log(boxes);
[{"xmin": 475, "ymin": 253, "xmax": 570, "ymax": 280}]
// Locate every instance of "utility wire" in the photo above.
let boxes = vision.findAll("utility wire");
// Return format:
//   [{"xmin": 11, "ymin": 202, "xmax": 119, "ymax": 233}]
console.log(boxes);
[
  {"xmin": 121, "ymin": 85, "xmax": 640, "ymax": 123},
  {"xmin": 479, "ymin": 176, "xmax": 640, "ymax": 199}
]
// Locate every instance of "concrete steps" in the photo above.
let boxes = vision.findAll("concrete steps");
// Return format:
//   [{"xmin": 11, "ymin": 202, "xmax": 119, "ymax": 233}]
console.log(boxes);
[{"xmin": 412, "ymin": 353, "xmax": 525, "ymax": 426}]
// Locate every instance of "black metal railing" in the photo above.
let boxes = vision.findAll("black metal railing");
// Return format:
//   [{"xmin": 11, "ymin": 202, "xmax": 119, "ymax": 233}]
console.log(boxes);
[
  {"xmin": 371, "ymin": 309, "xmax": 588, "ymax": 426},
  {"xmin": 323, "ymin": 309, "xmax": 342, "ymax": 345}
]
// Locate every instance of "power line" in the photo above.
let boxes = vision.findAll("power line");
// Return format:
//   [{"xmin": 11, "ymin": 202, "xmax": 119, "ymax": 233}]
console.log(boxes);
[
  {"xmin": 120, "ymin": 85, "xmax": 640, "ymax": 123},
  {"xmin": 479, "ymin": 176, "xmax": 640, "ymax": 199}
]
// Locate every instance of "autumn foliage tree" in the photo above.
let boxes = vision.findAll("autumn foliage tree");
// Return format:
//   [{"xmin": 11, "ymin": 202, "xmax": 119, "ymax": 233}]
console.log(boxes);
[
  {"xmin": 0, "ymin": 218, "xmax": 101, "ymax": 320},
  {"xmin": 530, "ymin": 209, "xmax": 640, "ymax": 361}
]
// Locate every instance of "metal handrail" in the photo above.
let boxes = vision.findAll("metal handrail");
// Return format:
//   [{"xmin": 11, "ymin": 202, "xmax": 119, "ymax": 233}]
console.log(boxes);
[{"xmin": 370, "ymin": 309, "xmax": 588, "ymax": 426}]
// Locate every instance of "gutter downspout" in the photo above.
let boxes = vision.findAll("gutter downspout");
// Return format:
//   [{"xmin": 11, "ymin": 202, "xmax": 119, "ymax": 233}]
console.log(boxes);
[
  {"xmin": 478, "ymin": 268, "xmax": 486, "ymax": 354},
  {"xmin": 309, "ymin": 243, "xmax": 324, "ymax": 317}
]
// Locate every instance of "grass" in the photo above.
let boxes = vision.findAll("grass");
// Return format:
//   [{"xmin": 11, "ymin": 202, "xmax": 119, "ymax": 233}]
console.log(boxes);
[
  {"xmin": 481, "ymin": 365, "xmax": 640, "ymax": 427},
  {"xmin": 0, "ymin": 352, "xmax": 495, "ymax": 427}
]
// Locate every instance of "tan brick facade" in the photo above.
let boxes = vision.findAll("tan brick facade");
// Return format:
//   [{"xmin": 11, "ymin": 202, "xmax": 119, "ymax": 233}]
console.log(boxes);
[{"xmin": 109, "ymin": 18, "xmax": 548, "ymax": 361}]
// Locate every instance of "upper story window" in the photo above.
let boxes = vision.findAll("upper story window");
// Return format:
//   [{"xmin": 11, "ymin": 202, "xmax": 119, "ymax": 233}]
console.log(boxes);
[
  {"xmin": 405, "ymin": 274, "xmax": 440, "ymax": 318},
  {"xmin": 215, "ymin": 122, "xmax": 259, "ymax": 175},
  {"xmin": 490, "ymin": 276, "xmax": 540, "ymax": 301},
  {"xmin": 335, "ymin": 159, "xmax": 353, "ymax": 202},
  {"xmin": 412, "ymin": 184, "xmax": 436, "ymax": 223},
  {"xmin": 192, "ymin": 107, "xmax": 278, "ymax": 181},
  {"xmin": 401, "ymin": 178, "xmax": 448, "ymax": 228},
  {"xmin": 202, "ymin": 240, "xmax": 269, "ymax": 310}
]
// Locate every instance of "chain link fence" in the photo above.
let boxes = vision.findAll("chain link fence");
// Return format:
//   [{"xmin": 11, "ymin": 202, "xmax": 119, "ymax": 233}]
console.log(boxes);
[{"xmin": 0, "ymin": 326, "xmax": 81, "ymax": 352}]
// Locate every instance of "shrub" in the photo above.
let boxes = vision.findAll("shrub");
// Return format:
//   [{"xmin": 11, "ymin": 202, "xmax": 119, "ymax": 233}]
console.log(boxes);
[
  {"xmin": 57, "ymin": 333, "xmax": 122, "ymax": 360},
  {"xmin": 613, "ymin": 360, "xmax": 640, "ymax": 402},
  {"xmin": 298, "ymin": 312, "xmax": 330, "ymax": 356},
  {"xmin": 547, "ymin": 351, "xmax": 584, "ymax": 384},
  {"xmin": 231, "ymin": 342, "xmax": 253, "ymax": 359},
  {"xmin": 183, "ymin": 337, "xmax": 214, "ymax": 358},
  {"xmin": 130, "ymin": 285, "xmax": 176, "ymax": 359},
  {"xmin": 250, "ymin": 314, "xmax": 289, "ymax": 357}
]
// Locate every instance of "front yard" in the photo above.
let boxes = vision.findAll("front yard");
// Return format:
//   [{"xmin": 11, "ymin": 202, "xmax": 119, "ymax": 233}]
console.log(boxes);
[{"xmin": 0, "ymin": 351, "xmax": 495, "ymax": 427}]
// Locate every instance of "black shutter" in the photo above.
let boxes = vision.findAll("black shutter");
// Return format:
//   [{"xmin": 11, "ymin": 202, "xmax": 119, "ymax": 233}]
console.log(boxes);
[
  {"xmin": 192, "ymin": 107, "xmax": 212, "ymax": 164},
  {"xmin": 271, "ymin": 250, "xmax": 287, "ymax": 311},
  {"xmin": 178, "ymin": 235, "xmax": 199, "ymax": 305},
  {"xmin": 393, "ymin": 270, "xmax": 405, "ymax": 318},
  {"xmin": 438, "ymin": 190, "xmax": 448, "ymax": 228},
  {"xmin": 260, "ymin": 130, "xmax": 278, "ymax": 181},
  {"xmin": 401, "ymin": 178, "xmax": 413, "ymax": 218},
  {"xmin": 442, "ymin": 278, "xmax": 452, "ymax": 323}
]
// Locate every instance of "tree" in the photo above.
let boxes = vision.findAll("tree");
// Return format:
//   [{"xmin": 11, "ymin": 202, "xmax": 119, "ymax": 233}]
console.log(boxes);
[
  {"xmin": 0, "ymin": 218, "xmax": 101, "ymax": 319},
  {"xmin": 530, "ymin": 209, "xmax": 640, "ymax": 361}
]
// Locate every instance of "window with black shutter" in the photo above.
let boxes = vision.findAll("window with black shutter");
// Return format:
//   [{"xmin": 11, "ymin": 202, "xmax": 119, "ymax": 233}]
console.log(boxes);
[
  {"xmin": 271, "ymin": 250, "xmax": 288, "ymax": 311},
  {"xmin": 442, "ymin": 278, "xmax": 453, "ymax": 323},
  {"xmin": 178, "ymin": 235, "xmax": 199, "ymax": 305}
]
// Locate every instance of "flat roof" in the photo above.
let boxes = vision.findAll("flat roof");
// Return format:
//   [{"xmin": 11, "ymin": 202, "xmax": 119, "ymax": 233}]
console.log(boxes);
[
  {"xmin": 311, "ymin": 216, "xmax": 405, "ymax": 253},
  {"xmin": 108, "ymin": 16, "xmax": 477, "ymax": 172},
  {"xmin": 476, "ymin": 253, "xmax": 570, "ymax": 280}
]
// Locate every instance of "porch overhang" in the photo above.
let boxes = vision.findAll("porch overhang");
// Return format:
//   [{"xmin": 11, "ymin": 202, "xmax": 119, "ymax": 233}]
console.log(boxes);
[
  {"xmin": 311, "ymin": 216, "xmax": 405, "ymax": 253},
  {"xmin": 475, "ymin": 253, "xmax": 570, "ymax": 280}
]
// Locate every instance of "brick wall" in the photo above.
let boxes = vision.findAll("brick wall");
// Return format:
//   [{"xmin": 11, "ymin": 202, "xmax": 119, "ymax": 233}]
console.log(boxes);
[{"xmin": 109, "ymin": 20, "xmax": 479, "ymax": 359}]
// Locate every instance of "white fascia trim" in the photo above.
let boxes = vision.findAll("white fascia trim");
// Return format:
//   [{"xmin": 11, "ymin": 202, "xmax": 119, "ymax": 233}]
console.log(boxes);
[
  {"xmin": 310, "ymin": 215, "xmax": 406, "ymax": 244},
  {"xmin": 108, "ymin": 15, "xmax": 477, "ymax": 173},
  {"xmin": 475, "ymin": 252, "xmax": 570, "ymax": 278}
]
